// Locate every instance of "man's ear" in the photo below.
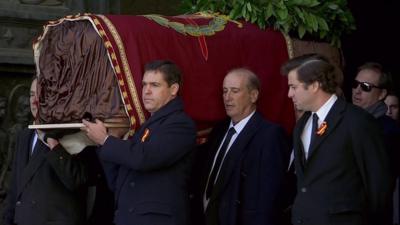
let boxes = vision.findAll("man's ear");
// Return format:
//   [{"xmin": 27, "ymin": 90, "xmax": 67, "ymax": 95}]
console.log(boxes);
[
  {"xmin": 170, "ymin": 83, "xmax": 179, "ymax": 96},
  {"xmin": 311, "ymin": 81, "xmax": 320, "ymax": 93},
  {"xmin": 250, "ymin": 89, "xmax": 259, "ymax": 103},
  {"xmin": 378, "ymin": 89, "xmax": 388, "ymax": 101}
]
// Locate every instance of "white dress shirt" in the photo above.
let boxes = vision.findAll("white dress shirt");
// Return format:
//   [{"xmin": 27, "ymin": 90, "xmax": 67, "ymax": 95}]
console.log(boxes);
[
  {"xmin": 301, "ymin": 95, "xmax": 337, "ymax": 159},
  {"xmin": 31, "ymin": 131, "xmax": 38, "ymax": 155}
]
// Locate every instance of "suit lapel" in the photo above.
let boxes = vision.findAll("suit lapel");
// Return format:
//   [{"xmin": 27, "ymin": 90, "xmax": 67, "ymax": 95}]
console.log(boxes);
[
  {"xmin": 200, "ymin": 123, "xmax": 228, "ymax": 196},
  {"xmin": 18, "ymin": 139, "xmax": 48, "ymax": 197},
  {"xmin": 209, "ymin": 113, "xmax": 261, "ymax": 203},
  {"xmin": 293, "ymin": 112, "xmax": 310, "ymax": 178},
  {"xmin": 307, "ymin": 99, "xmax": 346, "ymax": 162},
  {"xmin": 20, "ymin": 129, "xmax": 33, "ymax": 168}
]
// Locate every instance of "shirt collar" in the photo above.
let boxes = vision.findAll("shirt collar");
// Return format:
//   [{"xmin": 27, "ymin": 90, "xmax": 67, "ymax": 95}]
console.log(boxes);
[
  {"xmin": 314, "ymin": 94, "xmax": 337, "ymax": 122},
  {"xmin": 229, "ymin": 110, "xmax": 255, "ymax": 135}
]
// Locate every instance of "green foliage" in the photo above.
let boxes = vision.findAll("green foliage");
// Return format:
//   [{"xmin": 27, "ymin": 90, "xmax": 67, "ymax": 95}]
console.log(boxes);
[{"xmin": 180, "ymin": 0, "xmax": 356, "ymax": 47}]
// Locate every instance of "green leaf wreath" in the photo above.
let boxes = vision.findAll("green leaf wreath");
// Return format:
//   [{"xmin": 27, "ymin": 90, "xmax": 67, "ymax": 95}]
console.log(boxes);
[{"xmin": 180, "ymin": 0, "xmax": 356, "ymax": 47}]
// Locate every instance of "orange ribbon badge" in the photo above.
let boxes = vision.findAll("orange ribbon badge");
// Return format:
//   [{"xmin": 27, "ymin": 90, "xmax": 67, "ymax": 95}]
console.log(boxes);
[
  {"xmin": 141, "ymin": 128, "xmax": 150, "ymax": 142},
  {"xmin": 316, "ymin": 121, "xmax": 328, "ymax": 136}
]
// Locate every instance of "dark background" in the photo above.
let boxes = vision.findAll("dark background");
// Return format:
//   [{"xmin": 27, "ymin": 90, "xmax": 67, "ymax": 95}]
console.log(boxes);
[{"xmin": 342, "ymin": 0, "xmax": 399, "ymax": 99}]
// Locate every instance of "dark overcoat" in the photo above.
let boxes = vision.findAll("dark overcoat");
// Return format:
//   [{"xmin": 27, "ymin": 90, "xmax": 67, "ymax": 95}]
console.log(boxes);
[{"xmin": 99, "ymin": 97, "xmax": 196, "ymax": 225}]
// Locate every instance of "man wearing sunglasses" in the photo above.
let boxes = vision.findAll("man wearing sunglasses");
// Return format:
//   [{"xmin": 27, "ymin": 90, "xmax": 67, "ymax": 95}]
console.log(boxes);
[
  {"xmin": 352, "ymin": 62, "xmax": 400, "ymax": 225},
  {"xmin": 352, "ymin": 62, "xmax": 389, "ymax": 116}
]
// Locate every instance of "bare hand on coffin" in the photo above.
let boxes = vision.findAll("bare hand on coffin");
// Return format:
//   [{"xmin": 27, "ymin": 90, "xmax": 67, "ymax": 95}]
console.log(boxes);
[
  {"xmin": 82, "ymin": 119, "xmax": 108, "ymax": 145},
  {"xmin": 42, "ymin": 129, "xmax": 76, "ymax": 150},
  {"xmin": 46, "ymin": 138, "xmax": 59, "ymax": 150}
]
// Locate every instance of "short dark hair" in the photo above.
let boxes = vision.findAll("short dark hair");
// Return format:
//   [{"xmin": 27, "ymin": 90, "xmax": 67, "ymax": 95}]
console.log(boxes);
[
  {"xmin": 144, "ymin": 60, "xmax": 182, "ymax": 87},
  {"xmin": 357, "ymin": 62, "xmax": 391, "ymax": 90},
  {"xmin": 228, "ymin": 68, "xmax": 261, "ymax": 92},
  {"xmin": 281, "ymin": 54, "xmax": 342, "ymax": 94}
]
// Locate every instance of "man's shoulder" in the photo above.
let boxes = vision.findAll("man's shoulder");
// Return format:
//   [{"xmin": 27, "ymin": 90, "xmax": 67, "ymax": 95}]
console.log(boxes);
[
  {"xmin": 155, "ymin": 97, "xmax": 195, "ymax": 127},
  {"xmin": 253, "ymin": 112, "xmax": 284, "ymax": 131},
  {"xmin": 340, "ymin": 102, "xmax": 383, "ymax": 133},
  {"xmin": 242, "ymin": 112, "xmax": 287, "ymax": 141},
  {"xmin": 166, "ymin": 109, "xmax": 195, "ymax": 126},
  {"xmin": 255, "ymin": 121, "xmax": 286, "ymax": 143},
  {"xmin": 342, "ymin": 101, "xmax": 375, "ymax": 121}
]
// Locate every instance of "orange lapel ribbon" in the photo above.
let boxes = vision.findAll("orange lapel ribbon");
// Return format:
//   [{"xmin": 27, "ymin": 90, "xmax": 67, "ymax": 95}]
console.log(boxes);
[
  {"xmin": 141, "ymin": 128, "xmax": 150, "ymax": 142},
  {"xmin": 316, "ymin": 121, "xmax": 328, "ymax": 136}
]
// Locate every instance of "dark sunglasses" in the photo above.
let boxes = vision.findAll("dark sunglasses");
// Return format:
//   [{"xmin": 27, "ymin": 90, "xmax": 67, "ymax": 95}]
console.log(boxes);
[{"xmin": 352, "ymin": 80, "xmax": 381, "ymax": 92}]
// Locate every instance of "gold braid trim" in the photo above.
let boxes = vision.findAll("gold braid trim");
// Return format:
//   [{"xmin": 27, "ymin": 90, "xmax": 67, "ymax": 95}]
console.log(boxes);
[
  {"xmin": 89, "ymin": 15, "xmax": 139, "ymax": 132},
  {"xmin": 97, "ymin": 15, "xmax": 146, "ymax": 127}
]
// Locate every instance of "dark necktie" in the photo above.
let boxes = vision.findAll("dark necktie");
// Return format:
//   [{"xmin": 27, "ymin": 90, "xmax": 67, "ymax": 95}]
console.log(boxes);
[
  {"xmin": 309, "ymin": 113, "xmax": 319, "ymax": 150},
  {"xmin": 206, "ymin": 127, "xmax": 236, "ymax": 198}
]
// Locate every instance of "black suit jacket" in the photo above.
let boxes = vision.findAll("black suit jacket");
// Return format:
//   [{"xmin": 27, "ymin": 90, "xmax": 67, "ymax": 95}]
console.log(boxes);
[
  {"xmin": 201, "ymin": 112, "xmax": 289, "ymax": 225},
  {"xmin": 2, "ymin": 128, "xmax": 88, "ymax": 225},
  {"xmin": 291, "ymin": 98, "xmax": 393, "ymax": 225},
  {"xmin": 99, "ymin": 97, "xmax": 196, "ymax": 225},
  {"xmin": 78, "ymin": 146, "xmax": 114, "ymax": 225}
]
